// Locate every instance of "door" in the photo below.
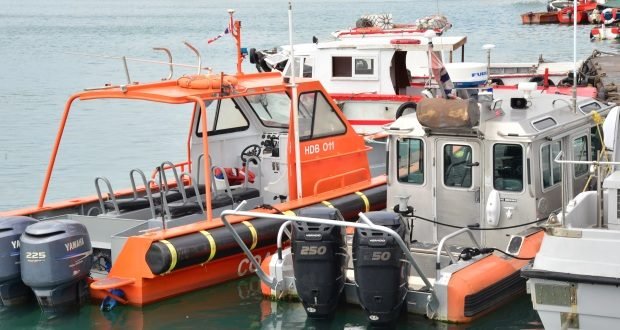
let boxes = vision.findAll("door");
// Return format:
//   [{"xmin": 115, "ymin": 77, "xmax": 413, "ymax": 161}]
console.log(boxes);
[{"xmin": 435, "ymin": 139, "xmax": 482, "ymax": 243}]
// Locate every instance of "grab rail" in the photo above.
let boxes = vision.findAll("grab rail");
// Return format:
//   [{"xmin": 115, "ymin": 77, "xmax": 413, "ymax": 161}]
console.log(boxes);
[
  {"xmin": 160, "ymin": 161, "xmax": 187, "ymax": 203},
  {"xmin": 220, "ymin": 201, "xmax": 439, "ymax": 317},
  {"xmin": 150, "ymin": 161, "xmax": 190, "ymax": 182},
  {"xmin": 435, "ymin": 228, "xmax": 481, "ymax": 280},
  {"xmin": 129, "ymin": 168, "xmax": 157, "ymax": 220},
  {"xmin": 312, "ymin": 167, "xmax": 370, "ymax": 195},
  {"xmin": 179, "ymin": 172, "xmax": 205, "ymax": 214},
  {"xmin": 94, "ymin": 177, "xmax": 119, "ymax": 214}
]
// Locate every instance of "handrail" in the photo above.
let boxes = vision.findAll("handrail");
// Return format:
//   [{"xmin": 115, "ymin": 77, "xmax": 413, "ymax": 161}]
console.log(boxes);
[
  {"xmin": 94, "ymin": 177, "xmax": 119, "ymax": 214},
  {"xmin": 152, "ymin": 47, "xmax": 173, "ymax": 80},
  {"xmin": 179, "ymin": 172, "xmax": 204, "ymax": 214},
  {"xmin": 129, "ymin": 168, "xmax": 156, "ymax": 220},
  {"xmin": 220, "ymin": 201, "xmax": 439, "ymax": 317},
  {"xmin": 312, "ymin": 167, "xmax": 370, "ymax": 195},
  {"xmin": 150, "ymin": 161, "xmax": 190, "ymax": 182},
  {"xmin": 276, "ymin": 221, "xmax": 292, "ymax": 260},
  {"xmin": 435, "ymin": 228, "xmax": 481, "ymax": 280},
  {"xmin": 160, "ymin": 161, "xmax": 188, "ymax": 202}
]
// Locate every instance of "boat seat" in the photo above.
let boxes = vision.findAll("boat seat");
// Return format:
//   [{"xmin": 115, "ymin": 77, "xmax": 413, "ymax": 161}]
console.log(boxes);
[
  {"xmin": 160, "ymin": 188, "xmax": 260, "ymax": 218},
  {"xmin": 104, "ymin": 198, "xmax": 152, "ymax": 212}
]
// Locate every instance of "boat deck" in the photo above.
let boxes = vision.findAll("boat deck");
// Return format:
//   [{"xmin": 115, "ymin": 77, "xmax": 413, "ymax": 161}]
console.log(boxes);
[{"xmin": 582, "ymin": 51, "xmax": 620, "ymax": 103}]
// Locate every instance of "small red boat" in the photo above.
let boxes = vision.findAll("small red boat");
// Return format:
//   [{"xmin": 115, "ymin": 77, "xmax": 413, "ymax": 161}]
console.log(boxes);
[
  {"xmin": 521, "ymin": 11, "xmax": 560, "ymax": 24},
  {"xmin": 557, "ymin": 1, "xmax": 597, "ymax": 24}
]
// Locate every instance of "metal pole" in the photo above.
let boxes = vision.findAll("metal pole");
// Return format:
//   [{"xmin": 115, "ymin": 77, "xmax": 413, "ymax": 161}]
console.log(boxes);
[
  {"xmin": 289, "ymin": 1, "xmax": 303, "ymax": 199},
  {"xmin": 572, "ymin": 0, "xmax": 577, "ymax": 113},
  {"xmin": 597, "ymin": 164, "xmax": 603, "ymax": 227},
  {"xmin": 122, "ymin": 56, "xmax": 131, "ymax": 84}
]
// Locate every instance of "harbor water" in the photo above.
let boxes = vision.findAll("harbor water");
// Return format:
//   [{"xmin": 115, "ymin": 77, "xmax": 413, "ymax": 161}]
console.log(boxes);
[{"xmin": 1, "ymin": 0, "xmax": 618, "ymax": 328}]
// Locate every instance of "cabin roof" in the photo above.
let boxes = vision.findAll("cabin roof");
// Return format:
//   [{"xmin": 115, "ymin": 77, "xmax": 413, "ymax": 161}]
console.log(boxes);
[
  {"xmin": 76, "ymin": 72, "xmax": 289, "ymax": 103},
  {"xmin": 283, "ymin": 36, "xmax": 467, "ymax": 54},
  {"xmin": 388, "ymin": 90, "xmax": 609, "ymax": 141}
]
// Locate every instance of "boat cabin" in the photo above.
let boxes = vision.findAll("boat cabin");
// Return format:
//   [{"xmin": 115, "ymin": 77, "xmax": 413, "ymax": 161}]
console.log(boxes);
[{"xmin": 384, "ymin": 87, "xmax": 611, "ymax": 248}]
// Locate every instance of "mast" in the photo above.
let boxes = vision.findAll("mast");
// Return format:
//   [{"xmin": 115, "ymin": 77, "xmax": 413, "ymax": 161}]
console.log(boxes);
[
  {"xmin": 572, "ymin": 0, "xmax": 577, "ymax": 112},
  {"xmin": 228, "ymin": 9, "xmax": 243, "ymax": 75},
  {"xmin": 288, "ymin": 1, "xmax": 303, "ymax": 199}
]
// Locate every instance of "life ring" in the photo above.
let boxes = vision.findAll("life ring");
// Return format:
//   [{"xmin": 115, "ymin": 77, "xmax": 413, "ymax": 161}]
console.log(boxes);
[
  {"xmin": 395, "ymin": 102, "xmax": 417, "ymax": 119},
  {"xmin": 602, "ymin": 8, "xmax": 618, "ymax": 24},
  {"xmin": 177, "ymin": 75, "xmax": 238, "ymax": 89}
]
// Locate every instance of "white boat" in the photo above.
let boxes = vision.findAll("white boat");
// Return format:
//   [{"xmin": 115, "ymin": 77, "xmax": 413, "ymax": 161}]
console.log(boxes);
[
  {"xmin": 250, "ymin": 34, "xmax": 583, "ymax": 134},
  {"xmin": 523, "ymin": 107, "xmax": 620, "ymax": 329},
  {"xmin": 223, "ymin": 83, "xmax": 614, "ymax": 325}
]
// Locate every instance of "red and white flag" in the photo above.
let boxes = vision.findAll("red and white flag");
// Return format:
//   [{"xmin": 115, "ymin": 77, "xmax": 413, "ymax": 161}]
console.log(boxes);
[{"xmin": 429, "ymin": 51, "xmax": 454, "ymax": 96}]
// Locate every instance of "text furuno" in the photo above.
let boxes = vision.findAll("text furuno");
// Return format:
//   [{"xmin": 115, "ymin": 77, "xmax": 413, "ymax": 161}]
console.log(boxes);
[{"xmin": 65, "ymin": 238, "xmax": 84, "ymax": 252}]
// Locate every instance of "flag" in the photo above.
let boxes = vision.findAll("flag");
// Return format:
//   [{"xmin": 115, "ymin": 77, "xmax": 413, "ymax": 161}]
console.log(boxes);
[
  {"xmin": 429, "ymin": 51, "xmax": 454, "ymax": 96},
  {"xmin": 207, "ymin": 25, "xmax": 231, "ymax": 44}
]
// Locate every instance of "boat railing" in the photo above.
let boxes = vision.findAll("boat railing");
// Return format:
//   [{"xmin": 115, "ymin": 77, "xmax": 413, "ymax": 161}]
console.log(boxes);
[
  {"xmin": 220, "ymin": 201, "xmax": 440, "ymax": 318},
  {"xmin": 129, "ymin": 168, "xmax": 157, "ymax": 219},
  {"xmin": 312, "ymin": 167, "xmax": 371, "ymax": 195},
  {"xmin": 554, "ymin": 150, "xmax": 620, "ymax": 228},
  {"xmin": 435, "ymin": 227, "xmax": 481, "ymax": 280},
  {"xmin": 94, "ymin": 176, "xmax": 119, "ymax": 214}
]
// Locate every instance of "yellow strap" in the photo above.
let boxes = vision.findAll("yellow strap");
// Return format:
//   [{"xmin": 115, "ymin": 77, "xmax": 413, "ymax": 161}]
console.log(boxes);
[
  {"xmin": 283, "ymin": 210, "xmax": 296, "ymax": 216},
  {"xmin": 355, "ymin": 191, "xmax": 370, "ymax": 213},
  {"xmin": 242, "ymin": 221, "xmax": 258, "ymax": 250},
  {"xmin": 321, "ymin": 200, "xmax": 334, "ymax": 208},
  {"xmin": 160, "ymin": 239, "xmax": 177, "ymax": 274},
  {"xmin": 199, "ymin": 230, "xmax": 217, "ymax": 263}
]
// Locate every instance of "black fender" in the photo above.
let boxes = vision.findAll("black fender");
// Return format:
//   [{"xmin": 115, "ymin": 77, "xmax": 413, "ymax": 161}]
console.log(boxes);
[{"xmin": 395, "ymin": 102, "xmax": 417, "ymax": 119}]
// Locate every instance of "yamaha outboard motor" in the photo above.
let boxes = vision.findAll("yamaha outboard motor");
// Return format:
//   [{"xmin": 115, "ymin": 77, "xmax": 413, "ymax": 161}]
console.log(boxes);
[
  {"xmin": 20, "ymin": 219, "xmax": 92, "ymax": 314},
  {"xmin": 0, "ymin": 216, "xmax": 37, "ymax": 306},
  {"xmin": 353, "ymin": 211, "xmax": 409, "ymax": 324},
  {"xmin": 292, "ymin": 208, "xmax": 347, "ymax": 318}
]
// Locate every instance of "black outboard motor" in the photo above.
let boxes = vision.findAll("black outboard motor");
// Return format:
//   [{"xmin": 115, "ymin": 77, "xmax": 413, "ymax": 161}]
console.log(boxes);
[
  {"xmin": 292, "ymin": 208, "xmax": 347, "ymax": 318},
  {"xmin": 20, "ymin": 219, "xmax": 92, "ymax": 314},
  {"xmin": 0, "ymin": 216, "xmax": 37, "ymax": 306},
  {"xmin": 353, "ymin": 211, "xmax": 409, "ymax": 324}
]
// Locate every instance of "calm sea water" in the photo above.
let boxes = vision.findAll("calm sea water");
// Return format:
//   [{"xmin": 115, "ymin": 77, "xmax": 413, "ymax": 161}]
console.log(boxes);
[{"xmin": 1, "ymin": 0, "xmax": 618, "ymax": 328}]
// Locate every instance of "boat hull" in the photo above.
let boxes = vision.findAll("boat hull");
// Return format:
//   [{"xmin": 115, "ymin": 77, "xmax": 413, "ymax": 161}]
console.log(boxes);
[{"xmin": 521, "ymin": 12, "xmax": 560, "ymax": 24}]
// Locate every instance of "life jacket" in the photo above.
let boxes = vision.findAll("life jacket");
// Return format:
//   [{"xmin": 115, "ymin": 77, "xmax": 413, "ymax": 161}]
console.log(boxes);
[{"xmin": 213, "ymin": 167, "xmax": 256, "ymax": 186}]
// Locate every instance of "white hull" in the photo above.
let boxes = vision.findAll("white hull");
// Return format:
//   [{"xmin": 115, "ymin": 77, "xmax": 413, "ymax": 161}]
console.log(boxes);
[{"xmin": 529, "ymin": 278, "xmax": 620, "ymax": 329}]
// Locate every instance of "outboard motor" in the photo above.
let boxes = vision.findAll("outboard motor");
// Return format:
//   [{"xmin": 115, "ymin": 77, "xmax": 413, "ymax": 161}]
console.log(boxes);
[
  {"xmin": 20, "ymin": 219, "xmax": 92, "ymax": 314},
  {"xmin": 0, "ymin": 216, "xmax": 37, "ymax": 306},
  {"xmin": 292, "ymin": 208, "xmax": 347, "ymax": 318},
  {"xmin": 353, "ymin": 211, "xmax": 409, "ymax": 324}
]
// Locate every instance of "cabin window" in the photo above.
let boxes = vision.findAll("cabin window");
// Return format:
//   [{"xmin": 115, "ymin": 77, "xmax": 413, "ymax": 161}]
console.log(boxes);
[
  {"xmin": 332, "ymin": 56, "xmax": 377, "ymax": 78},
  {"xmin": 332, "ymin": 56, "xmax": 352, "ymax": 77},
  {"xmin": 285, "ymin": 57, "xmax": 313, "ymax": 78},
  {"xmin": 297, "ymin": 91, "xmax": 346, "ymax": 141},
  {"xmin": 245, "ymin": 92, "xmax": 291, "ymax": 129},
  {"xmin": 532, "ymin": 117, "xmax": 557, "ymax": 131},
  {"xmin": 443, "ymin": 144, "xmax": 472, "ymax": 188},
  {"xmin": 493, "ymin": 144, "xmax": 523, "ymax": 192},
  {"xmin": 303, "ymin": 57, "xmax": 314, "ymax": 78},
  {"xmin": 573, "ymin": 135, "xmax": 589, "ymax": 177},
  {"xmin": 397, "ymin": 138, "xmax": 424, "ymax": 184},
  {"xmin": 354, "ymin": 58, "xmax": 375, "ymax": 75},
  {"xmin": 541, "ymin": 141, "xmax": 562, "ymax": 189},
  {"xmin": 195, "ymin": 98, "xmax": 249, "ymax": 137}
]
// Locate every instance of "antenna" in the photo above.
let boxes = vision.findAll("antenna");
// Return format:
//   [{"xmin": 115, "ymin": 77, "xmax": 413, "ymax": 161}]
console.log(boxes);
[
  {"xmin": 288, "ymin": 1, "xmax": 302, "ymax": 200},
  {"xmin": 228, "ymin": 9, "xmax": 244, "ymax": 74},
  {"xmin": 482, "ymin": 44, "xmax": 495, "ymax": 85}
]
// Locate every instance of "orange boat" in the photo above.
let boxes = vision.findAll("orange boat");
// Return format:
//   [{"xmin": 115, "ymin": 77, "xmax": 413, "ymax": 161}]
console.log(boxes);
[{"xmin": 0, "ymin": 11, "xmax": 386, "ymax": 312}]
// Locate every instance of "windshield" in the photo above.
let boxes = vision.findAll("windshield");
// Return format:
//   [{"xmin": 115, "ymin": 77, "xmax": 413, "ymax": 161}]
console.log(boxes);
[{"xmin": 245, "ymin": 92, "xmax": 291, "ymax": 128}]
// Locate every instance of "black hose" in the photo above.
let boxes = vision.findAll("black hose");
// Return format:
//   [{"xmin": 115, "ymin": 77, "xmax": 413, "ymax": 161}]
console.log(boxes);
[{"xmin": 411, "ymin": 214, "xmax": 548, "ymax": 231}]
